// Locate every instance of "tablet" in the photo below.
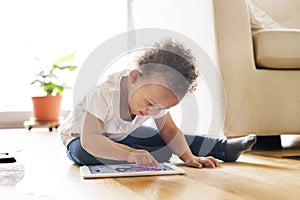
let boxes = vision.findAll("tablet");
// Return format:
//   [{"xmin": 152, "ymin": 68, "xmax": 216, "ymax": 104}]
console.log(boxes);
[{"xmin": 80, "ymin": 163, "xmax": 185, "ymax": 178}]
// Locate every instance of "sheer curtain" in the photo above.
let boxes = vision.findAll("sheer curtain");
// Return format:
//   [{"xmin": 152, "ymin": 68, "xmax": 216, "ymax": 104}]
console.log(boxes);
[{"xmin": 0, "ymin": 0, "xmax": 127, "ymax": 127}]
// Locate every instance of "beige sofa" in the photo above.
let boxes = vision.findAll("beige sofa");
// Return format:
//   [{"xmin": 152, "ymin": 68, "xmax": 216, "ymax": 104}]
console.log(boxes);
[{"xmin": 212, "ymin": 0, "xmax": 300, "ymax": 137}]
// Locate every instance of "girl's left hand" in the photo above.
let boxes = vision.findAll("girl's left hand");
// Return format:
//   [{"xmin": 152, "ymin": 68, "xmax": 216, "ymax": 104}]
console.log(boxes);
[{"xmin": 184, "ymin": 156, "xmax": 220, "ymax": 168}]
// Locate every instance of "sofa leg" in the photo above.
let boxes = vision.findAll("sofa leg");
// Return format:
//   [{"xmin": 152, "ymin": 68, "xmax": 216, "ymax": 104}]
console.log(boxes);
[{"xmin": 252, "ymin": 135, "xmax": 282, "ymax": 150}]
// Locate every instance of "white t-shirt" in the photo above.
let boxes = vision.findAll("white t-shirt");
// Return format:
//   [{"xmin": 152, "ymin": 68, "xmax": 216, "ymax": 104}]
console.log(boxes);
[{"xmin": 59, "ymin": 70, "xmax": 167, "ymax": 146}]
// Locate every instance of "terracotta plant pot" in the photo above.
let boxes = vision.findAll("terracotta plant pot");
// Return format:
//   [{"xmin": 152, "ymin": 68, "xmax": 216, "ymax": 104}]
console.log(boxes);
[{"xmin": 31, "ymin": 95, "xmax": 62, "ymax": 122}]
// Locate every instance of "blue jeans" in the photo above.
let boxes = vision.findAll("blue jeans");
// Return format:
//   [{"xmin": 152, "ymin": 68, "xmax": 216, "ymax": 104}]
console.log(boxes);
[{"xmin": 66, "ymin": 126, "xmax": 226, "ymax": 165}]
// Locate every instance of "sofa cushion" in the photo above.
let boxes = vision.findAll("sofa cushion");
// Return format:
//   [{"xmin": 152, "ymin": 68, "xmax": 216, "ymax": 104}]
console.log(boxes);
[
  {"xmin": 253, "ymin": 29, "xmax": 300, "ymax": 69},
  {"xmin": 248, "ymin": 1, "xmax": 283, "ymax": 35},
  {"xmin": 250, "ymin": 0, "xmax": 300, "ymax": 29}
]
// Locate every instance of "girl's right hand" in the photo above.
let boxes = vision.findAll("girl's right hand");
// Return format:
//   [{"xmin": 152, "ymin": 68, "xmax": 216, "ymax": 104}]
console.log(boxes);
[{"xmin": 126, "ymin": 149, "xmax": 159, "ymax": 168}]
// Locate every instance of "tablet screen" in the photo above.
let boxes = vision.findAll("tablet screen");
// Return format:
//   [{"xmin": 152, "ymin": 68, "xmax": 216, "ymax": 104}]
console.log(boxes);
[{"xmin": 88, "ymin": 163, "xmax": 175, "ymax": 174}]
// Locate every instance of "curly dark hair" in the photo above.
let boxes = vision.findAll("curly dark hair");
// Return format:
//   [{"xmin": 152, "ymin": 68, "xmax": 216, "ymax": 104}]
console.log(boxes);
[{"xmin": 136, "ymin": 38, "xmax": 199, "ymax": 98}]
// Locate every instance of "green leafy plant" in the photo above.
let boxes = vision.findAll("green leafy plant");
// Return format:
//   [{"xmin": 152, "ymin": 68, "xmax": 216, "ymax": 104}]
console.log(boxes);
[{"xmin": 31, "ymin": 53, "xmax": 78, "ymax": 96}]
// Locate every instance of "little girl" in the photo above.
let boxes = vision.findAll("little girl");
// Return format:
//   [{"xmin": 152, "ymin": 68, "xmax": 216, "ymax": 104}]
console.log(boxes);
[{"xmin": 59, "ymin": 39, "xmax": 256, "ymax": 168}]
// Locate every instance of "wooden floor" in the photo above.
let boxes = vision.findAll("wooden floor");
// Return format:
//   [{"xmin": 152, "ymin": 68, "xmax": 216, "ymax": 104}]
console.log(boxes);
[{"xmin": 1, "ymin": 128, "xmax": 300, "ymax": 200}]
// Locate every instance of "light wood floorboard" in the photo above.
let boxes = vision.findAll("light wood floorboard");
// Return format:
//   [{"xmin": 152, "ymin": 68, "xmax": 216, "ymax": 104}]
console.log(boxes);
[{"xmin": 0, "ymin": 128, "xmax": 300, "ymax": 200}]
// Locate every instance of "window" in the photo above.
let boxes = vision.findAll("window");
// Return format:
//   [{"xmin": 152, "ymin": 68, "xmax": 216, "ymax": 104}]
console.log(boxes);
[
  {"xmin": 1, "ymin": 0, "xmax": 216, "ymax": 134},
  {"xmin": 0, "ymin": 0, "xmax": 127, "ymax": 128}
]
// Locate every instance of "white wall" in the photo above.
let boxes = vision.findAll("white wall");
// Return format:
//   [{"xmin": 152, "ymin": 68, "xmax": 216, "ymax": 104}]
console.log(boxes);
[
  {"xmin": 132, "ymin": 0, "xmax": 222, "ymax": 135},
  {"xmin": 133, "ymin": 0, "xmax": 216, "ymax": 61}
]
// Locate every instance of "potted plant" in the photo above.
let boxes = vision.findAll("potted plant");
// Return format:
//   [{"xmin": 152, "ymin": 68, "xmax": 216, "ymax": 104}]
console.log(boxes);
[{"xmin": 31, "ymin": 53, "xmax": 77, "ymax": 122}]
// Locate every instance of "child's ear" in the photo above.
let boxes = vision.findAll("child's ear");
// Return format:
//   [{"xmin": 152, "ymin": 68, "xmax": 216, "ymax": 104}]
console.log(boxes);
[{"xmin": 129, "ymin": 70, "xmax": 140, "ymax": 84}]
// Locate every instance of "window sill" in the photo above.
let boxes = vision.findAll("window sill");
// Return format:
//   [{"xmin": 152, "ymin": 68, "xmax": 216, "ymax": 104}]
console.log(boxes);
[{"xmin": 0, "ymin": 110, "xmax": 70, "ymax": 129}]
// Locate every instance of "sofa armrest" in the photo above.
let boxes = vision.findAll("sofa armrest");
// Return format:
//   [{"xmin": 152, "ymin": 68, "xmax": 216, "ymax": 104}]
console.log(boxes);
[
  {"xmin": 212, "ymin": 0, "xmax": 256, "ymax": 115},
  {"xmin": 212, "ymin": 0, "xmax": 256, "ymax": 77},
  {"xmin": 254, "ymin": 29, "xmax": 300, "ymax": 69}
]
